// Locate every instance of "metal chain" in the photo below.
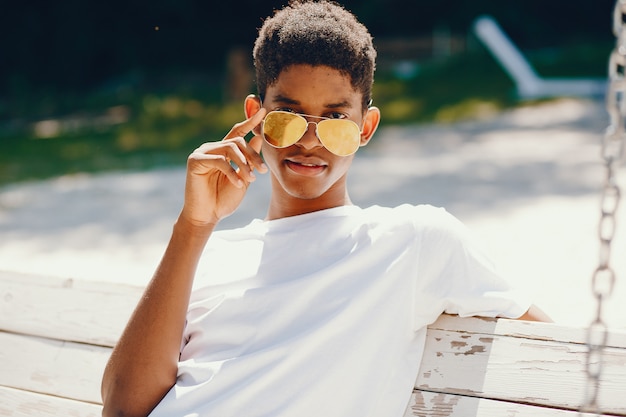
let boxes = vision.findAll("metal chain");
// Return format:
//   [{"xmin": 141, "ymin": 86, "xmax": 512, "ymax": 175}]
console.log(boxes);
[{"xmin": 580, "ymin": 0, "xmax": 625, "ymax": 414}]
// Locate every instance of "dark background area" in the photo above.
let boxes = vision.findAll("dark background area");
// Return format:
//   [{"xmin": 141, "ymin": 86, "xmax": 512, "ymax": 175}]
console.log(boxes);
[{"xmin": 0, "ymin": 0, "xmax": 614, "ymax": 102}]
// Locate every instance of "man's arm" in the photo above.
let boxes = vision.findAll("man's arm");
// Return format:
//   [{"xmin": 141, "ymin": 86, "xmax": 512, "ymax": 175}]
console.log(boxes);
[
  {"xmin": 100, "ymin": 108, "xmax": 267, "ymax": 417},
  {"xmin": 100, "ymin": 218, "xmax": 214, "ymax": 417}
]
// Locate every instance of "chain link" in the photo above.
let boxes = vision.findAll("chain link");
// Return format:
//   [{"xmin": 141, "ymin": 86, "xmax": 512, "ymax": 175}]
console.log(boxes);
[{"xmin": 580, "ymin": 1, "xmax": 625, "ymax": 414}]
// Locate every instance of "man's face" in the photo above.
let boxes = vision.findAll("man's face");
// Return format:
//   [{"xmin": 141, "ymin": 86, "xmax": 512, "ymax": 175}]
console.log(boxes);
[{"xmin": 260, "ymin": 64, "xmax": 368, "ymax": 206}]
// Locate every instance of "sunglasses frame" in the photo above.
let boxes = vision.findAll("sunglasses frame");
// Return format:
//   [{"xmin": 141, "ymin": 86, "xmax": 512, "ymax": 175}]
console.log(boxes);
[{"xmin": 261, "ymin": 110, "xmax": 363, "ymax": 157}]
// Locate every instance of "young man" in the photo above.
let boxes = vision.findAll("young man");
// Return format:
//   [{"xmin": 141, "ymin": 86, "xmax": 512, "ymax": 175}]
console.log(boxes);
[{"xmin": 101, "ymin": 1, "xmax": 549, "ymax": 416}]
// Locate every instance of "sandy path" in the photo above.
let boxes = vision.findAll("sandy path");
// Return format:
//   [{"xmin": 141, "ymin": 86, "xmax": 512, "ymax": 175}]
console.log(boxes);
[{"xmin": 1, "ymin": 98, "xmax": 624, "ymax": 328}]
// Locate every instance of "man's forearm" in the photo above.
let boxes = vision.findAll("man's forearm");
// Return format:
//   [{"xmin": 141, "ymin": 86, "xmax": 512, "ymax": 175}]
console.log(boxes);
[{"xmin": 101, "ymin": 217, "xmax": 215, "ymax": 417}]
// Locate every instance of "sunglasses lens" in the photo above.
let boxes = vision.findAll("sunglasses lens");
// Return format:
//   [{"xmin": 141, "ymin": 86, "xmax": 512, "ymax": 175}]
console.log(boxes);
[
  {"xmin": 317, "ymin": 119, "xmax": 361, "ymax": 156},
  {"xmin": 262, "ymin": 111, "xmax": 361, "ymax": 156},
  {"xmin": 263, "ymin": 112, "xmax": 308, "ymax": 148}
]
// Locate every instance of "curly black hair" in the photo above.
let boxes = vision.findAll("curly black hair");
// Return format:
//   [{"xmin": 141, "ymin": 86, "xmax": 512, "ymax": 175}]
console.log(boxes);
[{"xmin": 253, "ymin": 0, "xmax": 376, "ymax": 111}]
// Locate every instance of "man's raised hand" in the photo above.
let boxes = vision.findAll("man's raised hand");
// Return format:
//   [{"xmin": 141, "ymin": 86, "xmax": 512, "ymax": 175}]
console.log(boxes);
[{"xmin": 181, "ymin": 108, "xmax": 268, "ymax": 227}]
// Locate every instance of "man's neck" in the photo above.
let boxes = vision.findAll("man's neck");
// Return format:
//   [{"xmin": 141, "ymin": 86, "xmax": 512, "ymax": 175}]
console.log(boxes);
[{"xmin": 265, "ymin": 191, "xmax": 353, "ymax": 220}]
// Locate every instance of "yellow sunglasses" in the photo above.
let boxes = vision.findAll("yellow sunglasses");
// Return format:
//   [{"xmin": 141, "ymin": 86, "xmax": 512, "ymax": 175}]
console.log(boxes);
[{"xmin": 261, "ymin": 111, "xmax": 362, "ymax": 156}]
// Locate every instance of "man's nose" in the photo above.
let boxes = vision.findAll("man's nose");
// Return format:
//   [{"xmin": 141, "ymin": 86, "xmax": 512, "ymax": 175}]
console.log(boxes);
[{"xmin": 297, "ymin": 122, "xmax": 323, "ymax": 150}]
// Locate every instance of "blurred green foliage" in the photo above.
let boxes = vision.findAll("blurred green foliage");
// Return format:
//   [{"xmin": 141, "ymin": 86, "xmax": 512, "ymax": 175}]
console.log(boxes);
[{"xmin": 0, "ymin": 38, "xmax": 612, "ymax": 187}]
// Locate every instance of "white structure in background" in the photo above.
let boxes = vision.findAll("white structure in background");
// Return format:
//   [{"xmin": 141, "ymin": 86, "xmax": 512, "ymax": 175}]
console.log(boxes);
[{"xmin": 473, "ymin": 15, "xmax": 607, "ymax": 100}]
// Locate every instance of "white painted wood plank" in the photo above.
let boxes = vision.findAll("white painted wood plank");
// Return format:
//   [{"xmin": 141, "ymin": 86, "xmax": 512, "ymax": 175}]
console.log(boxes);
[
  {"xmin": 429, "ymin": 314, "xmax": 626, "ymax": 348},
  {"xmin": 0, "ymin": 331, "xmax": 109, "ymax": 404},
  {"xmin": 0, "ymin": 385, "xmax": 101, "ymax": 417},
  {"xmin": 0, "ymin": 270, "xmax": 143, "ymax": 346},
  {"xmin": 405, "ymin": 390, "xmax": 602, "ymax": 416},
  {"xmin": 416, "ymin": 328, "xmax": 626, "ymax": 415},
  {"xmin": 5, "ymin": 325, "xmax": 623, "ymax": 414}
]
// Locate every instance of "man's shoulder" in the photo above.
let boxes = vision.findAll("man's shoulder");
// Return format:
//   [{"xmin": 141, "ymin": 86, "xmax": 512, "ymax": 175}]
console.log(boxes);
[{"xmin": 359, "ymin": 204, "xmax": 469, "ymax": 242}]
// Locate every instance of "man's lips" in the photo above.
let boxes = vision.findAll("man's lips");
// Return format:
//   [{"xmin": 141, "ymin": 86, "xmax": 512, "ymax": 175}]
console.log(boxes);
[{"xmin": 284, "ymin": 157, "xmax": 328, "ymax": 175}]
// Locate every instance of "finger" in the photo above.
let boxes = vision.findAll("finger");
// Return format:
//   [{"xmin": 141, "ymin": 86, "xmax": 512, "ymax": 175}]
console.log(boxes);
[
  {"xmin": 194, "ymin": 139, "xmax": 259, "ymax": 182},
  {"xmin": 188, "ymin": 152, "xmax": 245, "ymax": 188},
  {"xmin": 195, "ymin": 139, "xmax": 247, "ymax": 168},
  {"xmin": 223, "ymin": 133, "xmax": 266, "ymax": 176},
  {"xmin": 223, "ymin": 107, "xmax": 267, "ymax": 141},
  {"xmin": 223, "ymin": 138, "xmax": 261, "ymax": 182},
  {"xmin": 248, "ymin": 135, "xmax": 267, "ymax": 173},
  {"xmin": 247, "ymin": 135, "xmax": 268, "ymax": 173}
]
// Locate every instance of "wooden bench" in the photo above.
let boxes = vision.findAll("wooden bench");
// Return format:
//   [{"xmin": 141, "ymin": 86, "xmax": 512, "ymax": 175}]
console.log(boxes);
[{"xmin": 1, "ymin": 270, "xmax": 625, "ymax": 416}]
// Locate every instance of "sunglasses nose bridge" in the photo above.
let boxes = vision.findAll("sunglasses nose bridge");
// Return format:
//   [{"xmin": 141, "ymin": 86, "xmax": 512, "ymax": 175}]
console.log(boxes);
[
  {"xmin": 296, "ymin": 119, "xmax": 323, "ymax": 148},
  {"xmin": 306, "ymin": 120, "xmax": 322, "ymax": 135}
]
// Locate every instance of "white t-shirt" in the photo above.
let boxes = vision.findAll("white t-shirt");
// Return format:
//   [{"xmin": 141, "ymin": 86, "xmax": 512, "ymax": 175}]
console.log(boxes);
[{"xmin": 150, "ymin": 204, "xmax": 530, "ymax": 417}]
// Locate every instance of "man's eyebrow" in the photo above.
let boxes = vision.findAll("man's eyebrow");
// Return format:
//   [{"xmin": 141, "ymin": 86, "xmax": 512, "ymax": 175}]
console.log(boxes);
[
  {"xmin": 325, "ymin": 100, "xmax": 352, "ymax": 109},
  {"xmin": 273, "ymin": 95, "xmax": 353, "ymax": 109},
  {"xmin": 273, "ymin": 95, "xmax": 300, "ymax": 105}
]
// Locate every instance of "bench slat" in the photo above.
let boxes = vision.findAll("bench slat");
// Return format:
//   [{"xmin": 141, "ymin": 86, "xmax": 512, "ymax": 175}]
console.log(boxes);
[
  {"xmin": 406, "ymin": 390, "xmax": 599, "ymax": 416},
  {"xmin": 416, "ymin": 326, "xmax": 626, "ymax": 415},
  {"xmin": 0, "ymin": 386, "xmax": 101, "ymax": 417},
  {"xmin": 3, "ymin": 319, "xmax": 624, "ymax": 414},
  {"xmin": 0, "ymin": 332, "xmax": 109, "ymax": 404},
  {"xmin": 428, "ymin": 314, "xmax": 626, "ymax": 348},
  {"xmin": 0, "ymin": 271, "xmax": 141, "ymax": 347}
]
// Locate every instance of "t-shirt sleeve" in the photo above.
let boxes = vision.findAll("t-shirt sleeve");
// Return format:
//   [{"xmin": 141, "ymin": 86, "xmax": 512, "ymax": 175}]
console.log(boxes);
[{"xmin": 413, "ymin": 206, "xmax": 531, "ymax": 326}]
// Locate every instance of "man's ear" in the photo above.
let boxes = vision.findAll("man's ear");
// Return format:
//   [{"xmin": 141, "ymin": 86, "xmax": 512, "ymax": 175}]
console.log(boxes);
[
  {"xmin": 359, "ymin": 106, "xmax": 380, "ymax": 147},
  {"xmin": 244, "ymin": 95, "xmax": 263, "ymax": 136},
  {"xmin": 245, "ymin": 94, "xmax": 262, "ymax": 118}
]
